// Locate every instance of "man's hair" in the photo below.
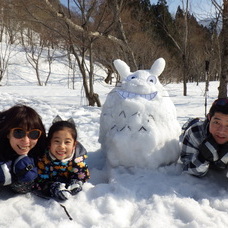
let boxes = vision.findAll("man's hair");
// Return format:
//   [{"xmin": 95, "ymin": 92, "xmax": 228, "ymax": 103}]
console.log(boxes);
[{"xmin": 209, "ymin": 98, "xmax": 228, "ymax": 117}]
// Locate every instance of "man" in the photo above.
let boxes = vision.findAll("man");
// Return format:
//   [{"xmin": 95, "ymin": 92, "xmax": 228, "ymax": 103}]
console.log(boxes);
[{"xmin": 180, "ymin": 98, "xmax": 228, "ymax": 177}]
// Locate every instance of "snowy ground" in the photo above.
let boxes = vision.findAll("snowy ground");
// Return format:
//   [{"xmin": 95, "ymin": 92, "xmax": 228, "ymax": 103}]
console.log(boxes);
[{"xmin": 0, "ymin": 47, "xmax": 227, "ymax": 228}]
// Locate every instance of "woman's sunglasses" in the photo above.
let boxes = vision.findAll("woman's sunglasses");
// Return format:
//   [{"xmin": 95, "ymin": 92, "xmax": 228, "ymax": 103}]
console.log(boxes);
[{"xmin": 11, "ymin": 128, "xmax": 42, "ymax": 140}]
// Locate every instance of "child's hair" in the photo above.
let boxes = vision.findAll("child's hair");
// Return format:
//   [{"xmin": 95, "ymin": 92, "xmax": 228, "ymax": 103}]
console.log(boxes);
[
  {"xmin": 209, "ymin": 98, "xmax": 228, "ymax": 117},
  {"xmin": 47, "ymin": 120, "xmax": 77, "ymax": 145},
  {"xmin": 0, "ymin": 104, "xmax": 46, "ymax": 161}
]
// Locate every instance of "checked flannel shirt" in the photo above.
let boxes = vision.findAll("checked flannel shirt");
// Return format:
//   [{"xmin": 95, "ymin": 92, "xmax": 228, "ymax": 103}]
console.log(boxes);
[{"xmin": 180, "ymin": 119, "xmax": 210, "ymax": 176}]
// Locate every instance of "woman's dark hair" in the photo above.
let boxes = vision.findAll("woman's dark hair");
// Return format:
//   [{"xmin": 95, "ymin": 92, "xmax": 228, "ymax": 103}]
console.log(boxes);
[
  {"xmin": 209, "ymin": 98, "xmax": 228, "ymax": 117},
  {"xmin": 0, "ymin": 104, "xmax": 46, "ymax": 161},
  {"xmin": 47, "ymin": 120, "xmax": 77, "ymax": 146}
]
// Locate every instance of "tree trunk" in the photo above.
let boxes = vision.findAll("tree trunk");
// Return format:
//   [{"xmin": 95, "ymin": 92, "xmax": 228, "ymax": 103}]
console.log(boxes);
[
  {"xmin": 183, "ymin": 0, "xmax": 189, "ymax": 96},
  {"xmin": 218, "ymin": 0, "xmax": 228, "ymax": 98}
]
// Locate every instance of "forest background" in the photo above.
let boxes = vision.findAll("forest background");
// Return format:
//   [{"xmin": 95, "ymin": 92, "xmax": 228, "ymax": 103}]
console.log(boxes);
[{"xmin": 0, "ymin": 0, "xmax": 226, "ymax": 106}]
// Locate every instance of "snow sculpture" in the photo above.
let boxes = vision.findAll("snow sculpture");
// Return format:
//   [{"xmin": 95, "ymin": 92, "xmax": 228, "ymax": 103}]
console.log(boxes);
[{"xmin": 99, "ymin": 58, "xmax": 181, "ymax": 169}]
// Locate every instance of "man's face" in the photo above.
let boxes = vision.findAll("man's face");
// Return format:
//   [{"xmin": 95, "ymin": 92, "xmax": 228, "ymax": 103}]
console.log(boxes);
[{"xmin": 209, "ymin": 112, "xmax": 228, "ymax": 144}]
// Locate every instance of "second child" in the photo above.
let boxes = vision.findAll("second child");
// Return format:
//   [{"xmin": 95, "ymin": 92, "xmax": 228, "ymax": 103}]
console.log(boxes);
[{"xmin": 36, "ymin": 116, "xmax": 90, "ymax": 200}]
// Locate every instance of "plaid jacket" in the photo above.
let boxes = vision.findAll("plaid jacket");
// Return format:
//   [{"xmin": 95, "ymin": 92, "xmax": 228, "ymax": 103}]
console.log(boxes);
[{"xmin": 180, "ymin": 119, "xmax": 211, "ymax": 176}]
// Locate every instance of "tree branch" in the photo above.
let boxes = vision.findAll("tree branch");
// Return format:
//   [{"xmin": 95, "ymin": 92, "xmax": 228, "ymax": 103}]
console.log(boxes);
[{"xmin": 44, "ymin": 0, "xmax": 125, "ymax": 47}]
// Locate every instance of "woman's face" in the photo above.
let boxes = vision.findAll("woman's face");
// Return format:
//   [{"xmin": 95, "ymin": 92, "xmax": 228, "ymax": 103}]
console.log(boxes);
[{"xmin": 8, "ymin": 128, "xmax": 39, "ymax": 155}]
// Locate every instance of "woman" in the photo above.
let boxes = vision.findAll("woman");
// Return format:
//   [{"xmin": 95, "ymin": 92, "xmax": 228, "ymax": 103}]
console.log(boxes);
[{"xmin": 0, "ymin": 104, "xmax": 46, "ymax": 193}]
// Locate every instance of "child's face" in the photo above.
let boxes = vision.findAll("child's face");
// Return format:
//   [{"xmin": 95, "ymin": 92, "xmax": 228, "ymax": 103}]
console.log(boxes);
[
  {"xmin": 8, "ymin": 128, "xmax": 39, "ymax": 156},
  {"xmin": 209, "ymin": 112, "xmax": 228, "ymax": 144},
  {"xmin": 49, "ymin": 129, "xmax": 76, "ymax": 160}
]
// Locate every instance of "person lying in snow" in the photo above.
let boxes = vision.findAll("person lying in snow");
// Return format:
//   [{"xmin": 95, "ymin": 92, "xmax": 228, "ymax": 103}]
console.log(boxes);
[
  {"xmin": 0, "ymin": 104, "xmax": 46, "ymax": 193},
  {"xmin": 180, "ymin": 98, "xmax": 228, "ymax": 177},
  {"xmin": 36, "ymin": 116, "xmax": 90, "ymax": 200}
]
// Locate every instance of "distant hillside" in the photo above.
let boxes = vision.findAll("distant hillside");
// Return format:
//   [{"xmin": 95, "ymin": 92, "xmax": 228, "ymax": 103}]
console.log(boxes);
[{"xmin": 199, "ymin": 18, "xmax": 222, "ymax": 33}]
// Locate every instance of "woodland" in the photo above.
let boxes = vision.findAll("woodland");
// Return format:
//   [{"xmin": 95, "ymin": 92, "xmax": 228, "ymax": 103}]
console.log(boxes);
[{"xmin": 0, "ymin": 0, "xmax": 226, "ymax": 106}]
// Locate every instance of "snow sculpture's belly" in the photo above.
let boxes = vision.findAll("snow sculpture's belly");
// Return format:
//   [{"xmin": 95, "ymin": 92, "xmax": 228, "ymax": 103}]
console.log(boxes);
[{"xmin": 99, "ymin": 90, "xmax": 181, "ymax": 169}]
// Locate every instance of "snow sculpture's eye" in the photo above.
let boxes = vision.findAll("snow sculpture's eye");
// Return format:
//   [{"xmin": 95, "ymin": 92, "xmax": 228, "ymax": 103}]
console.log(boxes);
[
  {"xmin": 127, "ymin": 74, "xmax": 138, "ymax": 81},
  {"xmin": 147, "ymin": 76, "xmax": 157, "ymax": 84}
]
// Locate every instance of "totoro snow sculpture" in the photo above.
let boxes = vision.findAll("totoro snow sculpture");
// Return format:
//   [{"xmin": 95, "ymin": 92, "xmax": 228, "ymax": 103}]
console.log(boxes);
[{"xmin": 99, "ymin": 58, "xmax": 181, "ymax": 169}]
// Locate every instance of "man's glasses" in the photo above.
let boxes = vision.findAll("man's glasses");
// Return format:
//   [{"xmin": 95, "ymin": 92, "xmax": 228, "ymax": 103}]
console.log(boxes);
[
  {"xmin": 212, "ymin": 98, "xmax": 228, "ymax": 106},
  {"xmin": 11, "ymin": 128, "xmax": 42, "ymax": 140}
]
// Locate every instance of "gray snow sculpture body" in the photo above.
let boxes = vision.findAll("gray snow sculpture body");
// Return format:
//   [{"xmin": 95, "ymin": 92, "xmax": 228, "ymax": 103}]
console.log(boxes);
[{"xmin": 99, "ymin": 58, "xmax": 181, "ymax": 169}]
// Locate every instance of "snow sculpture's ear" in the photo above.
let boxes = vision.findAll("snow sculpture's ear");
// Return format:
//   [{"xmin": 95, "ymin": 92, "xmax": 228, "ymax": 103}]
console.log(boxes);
[
  {"xmin": 149, "ymin": 58, "xmax": 166, "ymax": 77},
  {"xmin": 113, "ymin": 59, "xmax": 131, "ymax": 81},
  {"xmin": 52, "ymin": 115, "xmax": 62, "ymax": 124}
]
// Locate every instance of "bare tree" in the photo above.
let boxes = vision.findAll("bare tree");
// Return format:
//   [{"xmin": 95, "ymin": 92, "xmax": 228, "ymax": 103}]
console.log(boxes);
[
  {"xmin": 182, "ymin": 0, "xmax": 189, "ymax": 96},
  {"xmin": 109, "ymin": 0, "xmax": 137, "ymax": 69},
  {"xmin": 0, "ymin": 2, "xmax": 21, "ymax": 82},
  {"xmin": 41, "ymin": 0, "xmax": 133, "ymax": 106},
  {"xmin": 0, "ymin": 27, "xmax": 16, "ymax": 82},
  {"xmin": 149, "ymin": 0, "xmax": 191, "ymax": 95},
  {"xmin": 216, "ymin": 0, "xmax": 228, "ymax": 98},
  {"xmin": 21, "ymin": 29, "xmax": 45, "ymax": 86},
  {"xmin": 44, "ymin": 44, "xmax": 57, "ymax": 86}
]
